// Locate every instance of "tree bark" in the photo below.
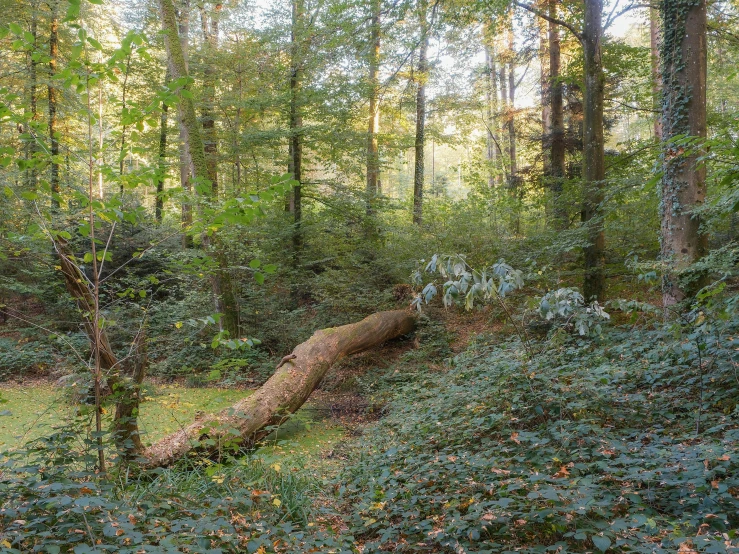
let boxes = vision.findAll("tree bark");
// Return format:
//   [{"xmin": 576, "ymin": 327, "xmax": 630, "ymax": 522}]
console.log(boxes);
[
  {"xmin": 49, "ymin": 0, "xmax": 60, "ymax": 211},
  {"xmin": 199, "ymin": 2, "xmax": 221, "ymax": 197},
  {"xmin": 161, "ymin": 0, "xmax": 240, "ymax": 338},
  {"xmin": 581, "ymin": 0, "xmax": 606, "ymax": 302},
  {"xmin": 366, "ymin": 0, "xmax": 381, "ymax": 215},
  {"xmin": 484, "ymin": 39, "xmax": 498, "ymax": 189},
  {"xmin": 175, "ymin": 0, "xmax": 194, "ymax": 248},
  {"xmin": 25, "ymin": 0, "xmax": 39, "ymax": 192},
  {"xmin": 650, "ymin": 4, "xmax": 662, "ymax": 141},
  {"xmin": 288, "ymin": 0, "xmax": 304, "ymax": 256},
  {"xmin": 548, "ymin": 0, "xmax": 567, "ymax": 229},
  {"xmin": 156, "ymin": 72, "xmax": 169, "ymax": 225},
  {"xmin": 142, "ymin": 310, "xmax": 417, "ymax": 468},
  {"xmin": 660, "ymin": 0, "xmax": 707, "ymax": 306},
  {"xmin": 412, "ymin": 0, "xmax": 429, "ymax": 225},
  {"xmin": 53, "ymin": 238, "xmax": 146, "ymax": 456}
]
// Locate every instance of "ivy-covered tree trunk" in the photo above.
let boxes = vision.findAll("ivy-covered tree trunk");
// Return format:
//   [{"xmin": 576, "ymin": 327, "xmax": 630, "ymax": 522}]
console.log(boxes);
[
  {"xmin": 412, "ymin": 0, "xmax": 428, "ymax": 225},
  {"xmin": 581, "ymin": 0, "xmax": 606, "ymax": 302},
  {"xmin": 143, "ymin": 310, "xmax": 416, "ymax": 467},
  {"xmin": 660, "ymin": 0, "xmax": 707, "ymax": 306}
]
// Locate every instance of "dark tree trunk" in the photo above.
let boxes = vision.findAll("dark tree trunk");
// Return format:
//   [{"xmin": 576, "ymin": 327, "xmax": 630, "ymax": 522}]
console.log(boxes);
[
  {"xmin": 548, "ymin": 0, "xmax": 567, "ymax": 229},
  {"xmin": 176, "ymin": 0, "xmax": 194, "ymax": 249},
  {"xmin": 581, "ymin": 0, "xmax": 606, "ymax": 302},
  {"xmin": 143, "ymin": 310, "xmax": 417, "ymax": 468},
  {"xmin": 412, "ymin": 0, "xmax": 429, "ymax": 225},
  {"xmin": 156, "ymin": 72, "xmax": 169, "ymax": 225},
  {"xmin": 199, "ymin": 2, "xmax": 221, "ymax": 197},
  {"xmin": 25, "ymin": 1, "xmax": 39, "ymax": 191},
  {"xmin": 49, "ymin": 0, "xmax": 60, "ymax": 210},
  {"xmin": 660, "ymin": 0, "xmax": 707, "ymax": 306},
  {"xmin": 288, "ymin": 0, "xmax": 304, "ymax": 255}
]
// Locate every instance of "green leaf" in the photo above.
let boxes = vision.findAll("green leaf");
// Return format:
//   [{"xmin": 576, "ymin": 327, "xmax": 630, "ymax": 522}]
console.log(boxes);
[
  {"xmin": 87, "ymin": 37, "xmax": 102, "ymax": 50},
  {"xmin": 83, "ymin": 252, "xmax": 93, "ymax": 263},
  {"xmin": 249, "ymin": 259, "xmax": 261, "ymax": 269},
  {"xmin": 254, "ymin": 272, "xmax": 265, "ymax": 285},
  {"xmin": 592, "ymin": 535, "xmax": 611, "ymax": 552},
  {"xmin": 263, "ymin": 264, "xmax": 277, "ymax": 274},
  {"xmin": 8, "ymin": 23, "xmax": 22, "ymax": 36}
]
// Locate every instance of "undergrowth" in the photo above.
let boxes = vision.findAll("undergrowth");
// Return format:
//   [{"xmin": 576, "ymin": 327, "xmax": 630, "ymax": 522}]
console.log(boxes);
[{"xmin": 339, "ymin": 321, "xmax": 739, "ymax": 553}]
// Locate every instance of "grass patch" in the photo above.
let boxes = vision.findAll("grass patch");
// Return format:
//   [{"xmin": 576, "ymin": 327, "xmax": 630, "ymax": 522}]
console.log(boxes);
[{"xmin": 0, "ymin": 384, "xmax": 343, "ymax": 457}]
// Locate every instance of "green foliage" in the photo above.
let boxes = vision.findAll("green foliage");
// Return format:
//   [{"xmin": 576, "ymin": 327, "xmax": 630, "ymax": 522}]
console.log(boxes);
[{"xmin": 338, "ymin": 316, "xmax": 739, "ymax": 552}]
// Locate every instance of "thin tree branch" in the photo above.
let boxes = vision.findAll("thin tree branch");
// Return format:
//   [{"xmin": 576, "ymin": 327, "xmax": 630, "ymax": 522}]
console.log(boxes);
[{"xmin": 514, "ymin": 1, "xmax": 583, "ymax": 42}]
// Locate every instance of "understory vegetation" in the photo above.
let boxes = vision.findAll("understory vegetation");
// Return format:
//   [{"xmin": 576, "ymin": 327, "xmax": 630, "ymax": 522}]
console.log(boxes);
[{"xmin": 2, "ymin": 0, "xmax": 739, "ymax": 550}]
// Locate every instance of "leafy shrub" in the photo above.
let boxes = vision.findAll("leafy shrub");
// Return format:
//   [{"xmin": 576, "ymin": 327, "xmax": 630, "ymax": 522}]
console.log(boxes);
[
  {"xmin": 0, "ymin": 337, "xmax": 56, "ymax": 380},
  {"xmin": 338, "ymin": 321, "xmax": 739, "ymax": 553}
]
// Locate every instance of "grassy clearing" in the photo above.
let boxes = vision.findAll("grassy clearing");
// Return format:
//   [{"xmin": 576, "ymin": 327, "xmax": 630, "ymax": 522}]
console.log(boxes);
[{"xmin": 0, "ymin": 384, "xmax": 343, "ymax": 456}]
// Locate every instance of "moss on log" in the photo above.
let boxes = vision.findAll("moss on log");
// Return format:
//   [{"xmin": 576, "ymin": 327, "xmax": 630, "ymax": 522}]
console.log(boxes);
[{"xmin": 142, "ymin": 309, "xmax": 416, "ymax": 467}]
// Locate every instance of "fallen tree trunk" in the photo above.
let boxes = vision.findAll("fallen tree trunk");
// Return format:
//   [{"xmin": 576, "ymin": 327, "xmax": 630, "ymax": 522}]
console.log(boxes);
[{"xmin": 142, "ymin": 309, "xmax": 416, "ymax": 468}]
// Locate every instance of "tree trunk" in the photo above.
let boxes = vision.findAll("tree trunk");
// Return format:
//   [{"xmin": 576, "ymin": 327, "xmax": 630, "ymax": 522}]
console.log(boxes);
[
  {"xmin": 660, "ymin": 0, "xmax": 707, "ymax": 306},
  {"xmin": 366, "ymin": 0, "xmax": 381, "ymax": 215},
  {"xmin": 650, "ymin": 4, "xmax": 662, "ymax": 141},
  {"xmin": 581, "ymin": 0, "xmax": 606, "ymax": 302},
  {"xmin": 499, "ymin": 54, "xmax": 509, "ymax": 181},
  {"xmin": 484, "ymin": 31, "xmax": 498, "ymax": 189},
  {"xmin": 161, "ymin": 0, "xmax": 240, "ymax": 338},
  {"xmin": 288, "ymin": 0, "xmax": 304, "ymax": 256},
  {"xmin": 199, "ymin": 2, "xmax": 221, "ymax": 198},
  {"xmin": 176, "ymin": 0, "xmax": 194, "ymax": 249},
  {"xmin": 54, "ymin": 238, "xmax": 146, "ymax": 456},
  {"xmin": 156, "ymin": 73, "xmax": 169, "ymax": 225},
  {"xmin": 506, "ymin": 33, "xmax": 517, "ymax": 189},
  {"xmin": 548, "ymin": 0, "xmax": 567, "ymax": 229},
  {"xmin": 118, "ymin": 54, "xmax": 132, "ymax": 196},
  {"xmin": 49, "ymin": 0, "xmax": 60, "ymax": 211},
  {"xmin": 25, "ymin": 0, "xmax": 39, "ymax": 192},
  {"xmin": 143, "ymin": 310, "xmax": 417, "ymax": 468},
  {"xmin": 412, "ymin": 0, "xmax": 428, "ymax": 225},
  {"xmin": 540, "ymin": 19, "xmax": 551, "ymax": 177}
]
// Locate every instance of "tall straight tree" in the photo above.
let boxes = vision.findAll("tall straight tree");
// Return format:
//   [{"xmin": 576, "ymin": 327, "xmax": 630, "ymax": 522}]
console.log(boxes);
[
  {"xmin": 158, "ymin": 0, "xmax": 240, "ymax": 339},
  {"xmin": 366, "ymin": 0, "xmax": 381, "ymax": 214},
  {"xmin": 660, "ymin": 0, "xmax": 707, "ymax": 306},
  {"xmin": 176, "ymin": 0, "xmax": 194, "ymax": 248},
  {"xmin": 48, "ymin": 0, "xmax": 60, "ymax": 210},
  {"xmin": 516, "ymin": 0, "xmax": 606, "ymax": 300},
  {"xmin": 548, "ymin": 0, "xmax": 567, "ymax": 228},
  {"xmin": 199, "ymin": 1, "xmax": 221, "ymax": 196},
  {"xmin": 483, "ymin": 22, "xmax": 499, "ymax": 188},
  {"xmin": 412, "ymin": 0, "xmax": 429, "ymax": 225},
  {"xmin": 288, "ymin": 0, "xmax": 305, "ymax": 254},
  {"xmin": 580, "ymin": 0, "xmax": 605, "ymax": 301}
]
